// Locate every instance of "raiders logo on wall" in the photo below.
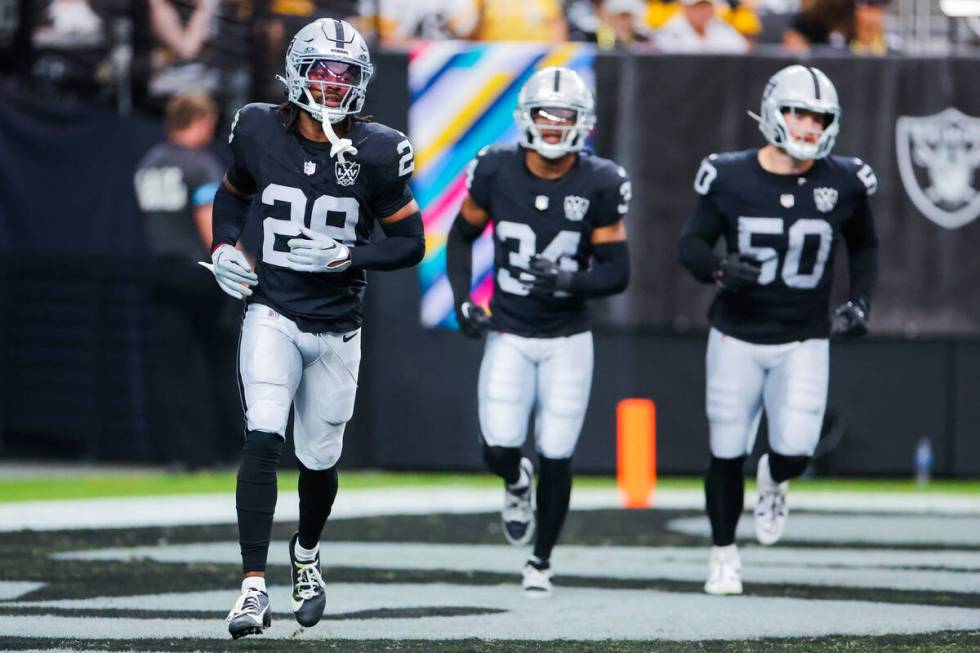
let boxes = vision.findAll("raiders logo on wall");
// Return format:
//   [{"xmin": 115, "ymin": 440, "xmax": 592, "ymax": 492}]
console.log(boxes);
[{"xmin": 896, "ymin": 107, "xmax": 980, "ymax": 230}]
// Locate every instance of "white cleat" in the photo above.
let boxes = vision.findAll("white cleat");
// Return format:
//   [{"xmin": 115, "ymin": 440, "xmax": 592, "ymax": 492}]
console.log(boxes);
[
  {"xmin": 754, "ymin": 453, "xmax": 789, "ymax": 546},
  {"xmin": 704, "ymin": 545, "xmax": 743, "ymax": 595},
  {"xmin": 502, "ymin": 457, "xmax": 536, "ymax": 546},
  {"xmin": 226, "ymin": 585, "xmax": 271, "ymax": 639},
  {"xmin": 522, "ymin": 559, "xmax": 553, "ymax": 598}
]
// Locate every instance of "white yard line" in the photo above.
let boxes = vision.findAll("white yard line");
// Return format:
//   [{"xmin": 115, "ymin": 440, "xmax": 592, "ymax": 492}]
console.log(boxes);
[
  {"xmin": 2, "ymin": 585, "xmax": 980, "ymax": 641},
  {"xmin": 0, "ymin": 487, "xmax": 976, "ymax": 532}
]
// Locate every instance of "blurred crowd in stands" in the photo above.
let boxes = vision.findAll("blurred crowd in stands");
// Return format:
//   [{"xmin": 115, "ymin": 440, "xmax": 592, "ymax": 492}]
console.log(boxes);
[{"xmin": 0, "ymin": 0, "xmax": 975, "ymax": 117}]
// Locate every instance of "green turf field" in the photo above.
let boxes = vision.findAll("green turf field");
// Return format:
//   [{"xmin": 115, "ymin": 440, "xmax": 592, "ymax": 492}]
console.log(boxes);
[{"xmin": 0, "ymin": 469, "xmax": 977, "ymax": 503}]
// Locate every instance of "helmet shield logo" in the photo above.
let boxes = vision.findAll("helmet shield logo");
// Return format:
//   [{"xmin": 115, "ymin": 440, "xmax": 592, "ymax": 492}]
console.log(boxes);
[{"xmin": 896, "ymin": 107, "xmax": 980, "ymax": 230}]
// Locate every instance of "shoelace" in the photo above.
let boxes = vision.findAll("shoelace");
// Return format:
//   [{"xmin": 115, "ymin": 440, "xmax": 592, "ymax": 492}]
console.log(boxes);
[
  {"xmin": 773, "ymin": 492, "xmax": 787, "ymax": 518},
  {"xmin": 503, "ymin": 487, "xmax": 532, "ymax": 522},
  {"xmin": 294, "ymin": 562, "xmax": 325, "ymax": 600},
  {"xmin": 228, "ymin": 589, "xmax": 264, "ymax": 620}
]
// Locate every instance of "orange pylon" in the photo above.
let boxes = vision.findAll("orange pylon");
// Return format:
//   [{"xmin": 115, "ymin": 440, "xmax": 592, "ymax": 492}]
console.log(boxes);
[{"xmin": 616, "ymin": 398, "xmax": 656, "ymax": 508}]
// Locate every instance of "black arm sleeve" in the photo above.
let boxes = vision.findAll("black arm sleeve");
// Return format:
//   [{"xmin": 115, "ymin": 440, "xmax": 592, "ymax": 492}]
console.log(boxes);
[
  {"xmin": 567, "ymin": 241, "xmax": 630, "ymax": 297},
  {"xmin": 210, "ymin": 183, "xmax": 252, "ymax": 252},
  {"xmin": 446, "ymin": 212, "xmax": 485, "ymax": 306},
  {"xmin": 840, "ymin": 196, "xmax": 879, "ymax": 306},
  {"xmin": 677, "ymin": 195, "xmax": 726, "ymax": 283},
  {"xmin": 349, "ymin": 211, "xmax": 425, "ymax": 271}
]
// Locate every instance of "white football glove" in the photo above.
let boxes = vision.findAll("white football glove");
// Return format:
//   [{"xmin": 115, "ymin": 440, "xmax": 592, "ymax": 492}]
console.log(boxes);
[
  {"xmin": 198, "ymin": 244, "xmax": 257, "ymax": 300},
  {"xmin": 286, "ymin": 225, "xmax": 352, "ymax": 273}
]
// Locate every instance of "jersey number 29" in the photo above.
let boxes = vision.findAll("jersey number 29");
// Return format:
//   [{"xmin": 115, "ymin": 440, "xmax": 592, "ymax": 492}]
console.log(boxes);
[{"xmin": 261, "ymin": 183, "xmax": 359, "ymax": 269}]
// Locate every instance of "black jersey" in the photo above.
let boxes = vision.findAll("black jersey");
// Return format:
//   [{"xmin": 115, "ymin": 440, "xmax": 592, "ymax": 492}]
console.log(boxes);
[
  {"xmin": 226, "ymin": 103, "xmax": 415, "ymax": 333},
  {"xmin": 135, "ymin": 142, "xmax": 223, "ymax": 263},
  {"xmin": 679, "ymin": 149, "xmax": 879, "ymax": 344},
  {"xmin": 468, "ymin": 145, "xmax": 631, "ymax": 337}
]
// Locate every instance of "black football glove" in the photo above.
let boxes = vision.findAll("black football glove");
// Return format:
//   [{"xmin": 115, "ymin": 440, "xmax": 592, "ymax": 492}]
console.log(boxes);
[
  {"xmin": 832, "ymin": 299, "xmax": 869, "ymax": 338},
  {"xmin": 713, "ymin": 252, "xmax": 762, "ymax": 290},
  {"xmin": 523, "ymin": 255, "xmax": 573, "ymax": 296},
  {"xmin": 455, "ymin": 300, "xmax": 491, "ymax": 339}
]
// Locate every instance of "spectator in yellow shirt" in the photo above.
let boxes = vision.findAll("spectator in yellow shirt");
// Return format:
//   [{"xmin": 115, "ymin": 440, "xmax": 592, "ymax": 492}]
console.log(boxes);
[{"xmin": 472, "ymin": 0, "xmax": 568, "ymax": 42}]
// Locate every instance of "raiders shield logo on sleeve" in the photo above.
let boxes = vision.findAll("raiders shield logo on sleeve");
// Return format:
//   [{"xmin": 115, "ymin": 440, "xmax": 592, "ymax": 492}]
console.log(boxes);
[{"xmin": 896, "ymin": 107, "xmax": 980, "ymax": 230}]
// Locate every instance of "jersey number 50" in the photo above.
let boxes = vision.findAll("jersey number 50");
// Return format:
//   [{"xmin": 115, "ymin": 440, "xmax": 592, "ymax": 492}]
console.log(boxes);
[
  {"xmin": 738, "ymin": 217, "xmax": 833, "ymax": 289},
  {"xmin": 261, "ymin": 183, "xmax": 359, "ymax": 269}
]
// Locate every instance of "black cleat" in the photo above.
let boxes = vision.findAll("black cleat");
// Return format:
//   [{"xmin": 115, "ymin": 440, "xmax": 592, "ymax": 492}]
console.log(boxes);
[
  {"xmin": 289, "ymin": 532, "xmax": 326, "ymax": 627},
  {"xmin": 226, "ymin": 586, "xmax": 271, "ymax": 639}
]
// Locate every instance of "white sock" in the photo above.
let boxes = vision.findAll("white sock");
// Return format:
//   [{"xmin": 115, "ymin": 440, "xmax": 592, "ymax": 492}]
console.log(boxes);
[
  {"xmin": 242, "ymin": 576, "xmax": 266, "ymax": 593},
  {"xmin": 294, "ymin": 539, "xmax": 319, "ymax": 563},
  {"xmin": 712, "ymin": 544, "xmax": 738, "ymax": 560},
  {"xmin": 507, "ymin": 464, "xmax": 531, "ymax": 491}
]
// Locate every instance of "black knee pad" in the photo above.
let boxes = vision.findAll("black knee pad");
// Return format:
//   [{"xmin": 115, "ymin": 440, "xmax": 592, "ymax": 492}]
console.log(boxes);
[
  {"xmin": 238, "ymin": 430, "xmax": 284, "ymax": 485},
  {"xmin": 769, "ymin": 452, "xmax": 810, "ymax": 483},
  {"xmin": 482, "ymin": 443, "xmax": 522, "ymax": 485}
]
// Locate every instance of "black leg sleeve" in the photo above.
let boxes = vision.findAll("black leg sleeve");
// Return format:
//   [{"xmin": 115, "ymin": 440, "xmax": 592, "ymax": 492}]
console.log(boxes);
[
  {"xmin": 704, "ymin": 455, "xmax": 746, "ymax": 547},
  {"xmin": 482, "ymin": 443, "xmax": 522, "ymax": 485},
  {"xmin": 236, "ymin": 430, "xmax": 284, "ymax": 573},
  {"xmin": 533, "ymin": 456, "xmax": 573, "ymax": 563},
  {"xmin": 297, "ymin": 461, "xmax": 340, "ymax": 550},
  {"xmin": 769, "ymin": 452, "xmax": 810, "ymax": 483}
]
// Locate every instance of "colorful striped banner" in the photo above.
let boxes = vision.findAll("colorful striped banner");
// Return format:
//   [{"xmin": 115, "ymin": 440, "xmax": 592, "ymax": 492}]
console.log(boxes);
[{"xmin": 409, "ymin": 42, "xmax": 596, "ymax": 329}]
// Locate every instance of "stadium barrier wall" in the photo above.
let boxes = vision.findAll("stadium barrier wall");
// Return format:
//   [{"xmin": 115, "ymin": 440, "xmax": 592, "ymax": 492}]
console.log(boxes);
[{"xmin": 1, "ymin": 53, "xmax": 978, "ymax": 475}]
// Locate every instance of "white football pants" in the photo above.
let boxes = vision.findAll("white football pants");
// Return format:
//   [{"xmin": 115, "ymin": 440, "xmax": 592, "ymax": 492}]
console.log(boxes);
[
  {"xmin": 478, "ymin": 330, "xmax": 594, "ymax": 460},
  {"xmin": 239, "ymin": 303, "xmax": 361, "ymax": 470},
  {"xmin": 706, "ymin": 328, "xmax": 829, "ymax": 459}
]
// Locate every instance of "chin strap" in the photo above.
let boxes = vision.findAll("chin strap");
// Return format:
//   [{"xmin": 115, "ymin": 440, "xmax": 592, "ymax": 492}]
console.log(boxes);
[
  {"xmin": 299, "ymin": 87, "xmax": 357, "ymax": 163},
  {"xmin": 319, "ymin": 113, "xmax": 358, "ymax": 163}
]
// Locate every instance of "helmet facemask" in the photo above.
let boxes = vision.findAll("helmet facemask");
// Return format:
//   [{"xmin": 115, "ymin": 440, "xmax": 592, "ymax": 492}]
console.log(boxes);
[
  {"xmin": 767, "ymin": 102, "xmax": 841, "ymax": 160},
  {"xmin": 516, "ymin": 104, "xmax": 595, "ymax": 159},
  {"xmin": 284, "ymin": 56, "xmax": 372, "ymax": 125}
]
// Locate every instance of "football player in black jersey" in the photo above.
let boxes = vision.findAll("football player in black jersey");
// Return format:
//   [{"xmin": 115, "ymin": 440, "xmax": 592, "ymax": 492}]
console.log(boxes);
[
  {"xmin": 201, "ymin": 18, "xmax": 424, "ymax": 638},
  {"xmin": 447, "ymin": 67, "xmax": 631, "ymax": 597},
  {"xmin": 678, "ymin": 65, "xmax": 879, "ymax": 595}
]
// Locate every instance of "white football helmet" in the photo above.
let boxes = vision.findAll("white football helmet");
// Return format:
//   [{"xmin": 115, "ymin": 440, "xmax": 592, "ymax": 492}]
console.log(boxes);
[
  {"xmin": 280, "ymin": 18, "xmax": 373, "ymax": 125},
  {"xmin": 515, "ymin": 67, "xmax": 596, "ymax": 160},
  {"xmin": 750, "ymin": 65, "xmax": 841, "ymax": 161}
]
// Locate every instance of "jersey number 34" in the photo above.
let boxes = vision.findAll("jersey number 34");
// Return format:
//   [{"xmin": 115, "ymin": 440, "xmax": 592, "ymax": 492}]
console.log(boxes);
[{"xmin": 496, "ymin": 221, "xmax": 581, "ymax": 296}]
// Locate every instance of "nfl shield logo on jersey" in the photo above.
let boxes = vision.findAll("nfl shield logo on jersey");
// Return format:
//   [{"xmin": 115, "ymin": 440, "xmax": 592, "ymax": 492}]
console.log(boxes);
[
  {"xmin": 304, "ymin": 160, "xmax": 316, "ymax": 176},
  {"xmin": 780, "ymin": 193, "xmax": 795, "ymax": 209},
  {"xmin": 335, "ymin": 160, "xmax": 361, "ymax": 187},
  {"xmin": 896, "ymin": 107, "xmax": 980, "ymax": 230},
  {"xmin": 563, "ymin": 195, "xmax": 590, "ymax": 221},
  {"xmin": 813, "ymin": 187, "xmax": 838, "ymax": 213}
]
